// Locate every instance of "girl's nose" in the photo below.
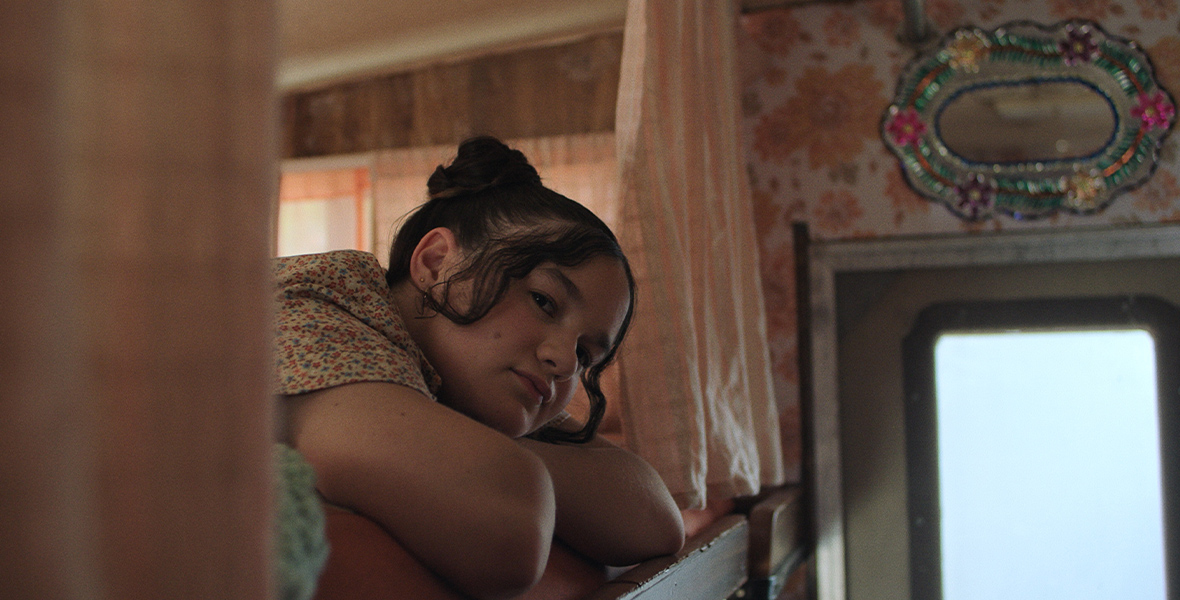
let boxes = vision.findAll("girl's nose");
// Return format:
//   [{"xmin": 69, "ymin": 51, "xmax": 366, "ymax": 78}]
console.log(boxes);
[{"xmin": 539, "ymin": 332, "xmax": 579, "ymax": 381}]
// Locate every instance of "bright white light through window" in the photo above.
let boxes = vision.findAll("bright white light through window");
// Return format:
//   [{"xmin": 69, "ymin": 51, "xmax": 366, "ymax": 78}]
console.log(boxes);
[
  {"xmin": 934, "ymin": 329, "xmax": 1166, "ymax": 600},
  {"xmin": 277, "ymin": 196, "xmax": 361, "ymax": 257}
]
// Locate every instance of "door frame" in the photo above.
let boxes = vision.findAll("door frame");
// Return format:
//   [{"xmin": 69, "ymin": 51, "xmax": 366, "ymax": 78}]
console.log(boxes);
[{"xmin": 806, "ymin": 224, "xmax": 1180, "ymax": 600}]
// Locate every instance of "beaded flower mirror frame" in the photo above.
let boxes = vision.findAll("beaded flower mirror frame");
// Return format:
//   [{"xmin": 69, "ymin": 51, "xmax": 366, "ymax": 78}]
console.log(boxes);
[{"xmin": 882, "ymin": 20, "xmax": 1176, "ymax": 221}]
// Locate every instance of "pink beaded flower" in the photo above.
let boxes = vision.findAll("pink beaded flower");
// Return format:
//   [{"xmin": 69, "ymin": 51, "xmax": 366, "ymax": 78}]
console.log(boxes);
[
  {"xmin": 1132, "ymin": 90, "xmax": 1176, "ymax": 131},
  {"xmin": 885, "ymin": 107, "xmax": 928, "ymax": 147}
]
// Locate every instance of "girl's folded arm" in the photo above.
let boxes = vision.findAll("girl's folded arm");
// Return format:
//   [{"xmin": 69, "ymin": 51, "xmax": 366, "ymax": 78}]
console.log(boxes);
[
  {"xmin": 517, "ymin": 425, "xmax": 684, "ymax": 566},
  {"xmin": 285, "ymin": 381, "xmax": 556, "ymax": 600}
]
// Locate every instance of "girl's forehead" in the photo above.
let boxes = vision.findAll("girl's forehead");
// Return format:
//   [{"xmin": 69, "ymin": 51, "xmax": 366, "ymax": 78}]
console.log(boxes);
[
  {"xmin": 532, "ymin": 256, "xmax": 629, "ymax": 291},
  {"xmin": 540, "ymin": 257, "xmax": 631, "ymax": 326}
]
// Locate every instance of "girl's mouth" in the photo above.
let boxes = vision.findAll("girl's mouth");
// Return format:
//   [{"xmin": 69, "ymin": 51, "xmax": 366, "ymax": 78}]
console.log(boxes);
[{"xmin": 513, "ymin": 370, "xmax": 551, "ymax": 405}]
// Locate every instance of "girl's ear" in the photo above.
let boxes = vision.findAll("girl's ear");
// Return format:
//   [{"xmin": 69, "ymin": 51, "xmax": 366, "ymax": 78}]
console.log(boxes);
[{"xmin": 409, "ymin": 227, "xmax": 459, "ymax": 288}]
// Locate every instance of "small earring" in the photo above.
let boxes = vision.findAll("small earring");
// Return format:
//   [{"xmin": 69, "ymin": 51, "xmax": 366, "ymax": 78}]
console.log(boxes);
[{"xmin": 418, "ymin": 287, "xmax": 431, "ymax": 317}]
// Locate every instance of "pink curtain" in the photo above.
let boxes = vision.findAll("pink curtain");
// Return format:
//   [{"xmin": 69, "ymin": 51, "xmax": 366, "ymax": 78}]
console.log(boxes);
[{"xmin": 613, "ymin": 0, "xmax": 784, "ymax": 509}]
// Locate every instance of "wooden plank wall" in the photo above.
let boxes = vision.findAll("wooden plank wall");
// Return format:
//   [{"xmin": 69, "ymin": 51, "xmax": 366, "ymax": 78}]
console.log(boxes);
[{"xmin": 281, "ymin": 32, "xmax": 624, "ymax": 158}]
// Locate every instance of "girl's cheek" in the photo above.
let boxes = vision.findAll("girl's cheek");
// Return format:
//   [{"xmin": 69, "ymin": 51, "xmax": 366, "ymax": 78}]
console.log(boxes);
[{"xmin": 551, "ymin": 382, "xmax": 578, "ymax": 413}]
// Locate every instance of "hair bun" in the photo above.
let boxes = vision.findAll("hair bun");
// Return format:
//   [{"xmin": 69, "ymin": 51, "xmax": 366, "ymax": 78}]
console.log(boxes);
[{"xmin": 427, "ymin": 136, "xmax": 542, "ymax": 200}]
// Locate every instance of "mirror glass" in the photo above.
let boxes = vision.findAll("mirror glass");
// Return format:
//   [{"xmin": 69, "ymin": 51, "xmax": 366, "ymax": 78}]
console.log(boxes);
[
  {"xmin": 938, "ymin": 80, "xmax": 1116, "ymax": 164},
  {"xmin": 883, "ymin": 20, "xmax": 1176, "ymax": 221}
]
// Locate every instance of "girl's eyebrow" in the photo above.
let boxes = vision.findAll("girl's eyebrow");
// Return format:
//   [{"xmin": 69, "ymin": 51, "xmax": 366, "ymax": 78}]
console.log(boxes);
[{"xmin": 539, "ymin": 266, "xmax": 582, "ymax": 302}]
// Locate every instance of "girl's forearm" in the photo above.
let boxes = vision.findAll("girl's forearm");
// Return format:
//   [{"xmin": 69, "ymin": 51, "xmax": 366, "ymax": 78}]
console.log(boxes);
[
  {"xmin": 517, "ymin": 437, "xmax": 685, "ymax": 565},
  {"xmin": 288, "ymin": 383, "xmax": 557, "ymax": 600}
]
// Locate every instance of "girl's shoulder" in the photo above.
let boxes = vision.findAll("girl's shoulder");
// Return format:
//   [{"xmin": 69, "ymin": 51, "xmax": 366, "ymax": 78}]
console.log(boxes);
[
  {"xmin": 272, "ymin": 250, "xmax": 440, "ymax": 398},
  {"xmin": 274, "ymin": 250, "xmax": 386, "ymax": 288},
  {"xmin": 273, "ymin": 250, "xmax": 398, "ymax": 330}
]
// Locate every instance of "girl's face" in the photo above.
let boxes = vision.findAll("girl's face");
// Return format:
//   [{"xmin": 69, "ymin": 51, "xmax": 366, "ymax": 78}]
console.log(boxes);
[{"xmin": 421, "ymin": 255, "xmax": 631, "ymax": 438}]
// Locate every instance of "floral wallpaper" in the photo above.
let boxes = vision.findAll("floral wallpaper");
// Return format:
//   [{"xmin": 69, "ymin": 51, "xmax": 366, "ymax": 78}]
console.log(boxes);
[{"xmin": 738, "ymin": 0, "xmax": 1180, "ymax": 480}]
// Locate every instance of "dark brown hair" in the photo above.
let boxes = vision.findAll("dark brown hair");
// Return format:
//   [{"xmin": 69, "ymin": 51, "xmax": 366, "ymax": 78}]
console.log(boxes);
[{"xmin": 386, "ymin": 136, "xmax": 635, "ymax": 443}]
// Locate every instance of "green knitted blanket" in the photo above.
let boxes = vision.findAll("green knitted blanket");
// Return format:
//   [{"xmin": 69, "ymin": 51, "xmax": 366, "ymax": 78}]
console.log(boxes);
[{"xmin": 274, "ymin": 443, "xmax": 329, "ymax": 600}]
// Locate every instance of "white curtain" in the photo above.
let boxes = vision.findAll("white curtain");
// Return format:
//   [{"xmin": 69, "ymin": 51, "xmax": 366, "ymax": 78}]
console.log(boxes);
[{"xmin": 613, "ymin": 0, "xmax": 784, "ymax": 509}]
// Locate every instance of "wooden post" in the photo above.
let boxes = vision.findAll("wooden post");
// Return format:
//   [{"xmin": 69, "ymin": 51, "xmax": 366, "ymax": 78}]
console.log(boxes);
[{"xmin": 1, "ymin": 1, "xmax": 277, "ymax": 599}]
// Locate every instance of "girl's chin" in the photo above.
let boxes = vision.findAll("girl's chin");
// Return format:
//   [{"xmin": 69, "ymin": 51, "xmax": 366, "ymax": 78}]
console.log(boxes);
[
  {"xmin": 441, "ymin": 397, "xmax": 532, "ymax": 437},
  {"xmin": 484, "ymin": 409, "xmax": 533, "ymax": 439}
]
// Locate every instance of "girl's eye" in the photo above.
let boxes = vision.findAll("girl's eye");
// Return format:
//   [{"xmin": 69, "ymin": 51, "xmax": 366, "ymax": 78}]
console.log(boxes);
[{"xmin": 531, "ymin": 292, "xmax": 556, "ymax": 314}]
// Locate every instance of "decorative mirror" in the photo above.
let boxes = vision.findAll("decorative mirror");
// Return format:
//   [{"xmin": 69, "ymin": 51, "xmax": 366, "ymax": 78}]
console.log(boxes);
[{"xmin": 882, "ymin": 20, "xmax": 1176, "ymax": 221}]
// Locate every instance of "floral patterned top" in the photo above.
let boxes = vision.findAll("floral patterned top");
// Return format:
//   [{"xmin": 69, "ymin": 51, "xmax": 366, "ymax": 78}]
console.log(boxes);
[{"xmin": 273, "ymin": 250, "xmax": 441, "ymax": 399}]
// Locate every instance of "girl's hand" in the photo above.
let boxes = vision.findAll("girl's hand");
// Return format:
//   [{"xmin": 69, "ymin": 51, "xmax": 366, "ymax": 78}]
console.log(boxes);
[{"xmin": 517, "ymin": 421, "xmax": 684, "ymax": 566}]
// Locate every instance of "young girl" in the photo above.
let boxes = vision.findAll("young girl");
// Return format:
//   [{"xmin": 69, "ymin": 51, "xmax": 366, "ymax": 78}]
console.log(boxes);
[{"xmin": 274, "ymin": 136, "xmax": 685, "ymax": 599}]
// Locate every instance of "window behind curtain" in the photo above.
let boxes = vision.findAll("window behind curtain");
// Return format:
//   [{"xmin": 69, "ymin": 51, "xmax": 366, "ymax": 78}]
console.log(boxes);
[{"xmin": 277, "ymin": 166, "xmax": 371, "ymax": 257}]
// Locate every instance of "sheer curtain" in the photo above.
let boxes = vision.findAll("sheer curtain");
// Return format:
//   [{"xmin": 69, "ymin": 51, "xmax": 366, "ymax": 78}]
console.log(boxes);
[{"xmin": 613, "ymin": 0, "xmax": 784, "ymax": 509}]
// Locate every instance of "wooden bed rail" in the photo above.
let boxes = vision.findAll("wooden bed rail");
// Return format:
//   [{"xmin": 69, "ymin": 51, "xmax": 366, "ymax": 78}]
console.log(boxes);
[
  {"xmin": 575, "ymin": 485, "xmax": 809, "ymax": 600},
  {"xmin": 585, "ymin": 514, "xmax": 750, "ymax": 600},
  {"xmin": 743, "ymin": 487, "xmax": 808, "ymax": 600}
]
